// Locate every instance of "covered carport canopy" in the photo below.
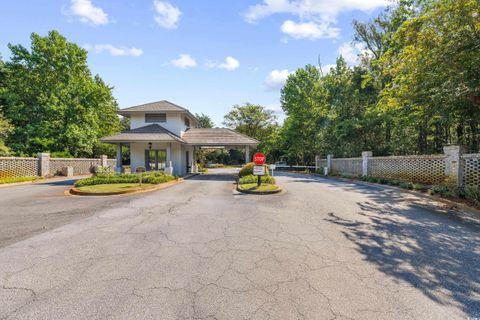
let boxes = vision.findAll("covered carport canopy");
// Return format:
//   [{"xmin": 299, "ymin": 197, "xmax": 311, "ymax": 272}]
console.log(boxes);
[{"xmin": 182, "ymin": 128, "xmax": 259, "ymax": 164}]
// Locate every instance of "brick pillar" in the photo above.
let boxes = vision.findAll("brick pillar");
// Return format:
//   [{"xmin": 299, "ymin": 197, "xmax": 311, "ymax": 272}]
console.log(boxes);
[
  {"xmin": 100, "ymin": 155, "xmax": 108, "ymax": 167},
  {"xmin": 362, "ymin": 151, "xmax": 372, "ymax": 177},
  {"xmin": 37, "ymin": 152, "xmax": 50, "ymax": 177},
  {"xmin": 326, "ymin": 154, "xmax": 333, "ymax": 175},
  {"xmin": 444, "ymin": 145, "xmax": 465, "ymax": 187}
]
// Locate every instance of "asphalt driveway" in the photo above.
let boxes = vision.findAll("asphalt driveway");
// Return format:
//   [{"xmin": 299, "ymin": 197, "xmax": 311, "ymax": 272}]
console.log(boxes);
[{"xmin": 0, "ymin": 169, "xmax": 479, "ymax": 319}]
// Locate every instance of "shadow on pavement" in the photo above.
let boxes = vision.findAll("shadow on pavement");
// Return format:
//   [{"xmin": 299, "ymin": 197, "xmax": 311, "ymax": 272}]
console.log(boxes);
[{"xmin": 323, "ymin": 183, "xmax": 480, "ymax": 316}]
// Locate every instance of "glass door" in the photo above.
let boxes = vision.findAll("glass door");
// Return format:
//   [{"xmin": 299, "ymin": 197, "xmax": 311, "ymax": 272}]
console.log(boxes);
[{"xmin": 145, "ymin": 149, "xmax": 167, "ymax": 171}]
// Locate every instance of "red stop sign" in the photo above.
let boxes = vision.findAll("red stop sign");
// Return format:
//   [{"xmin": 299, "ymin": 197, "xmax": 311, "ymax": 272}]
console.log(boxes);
[{"xmin": 253, "ymin": 153, "xmax": 266, "ymax": 165}]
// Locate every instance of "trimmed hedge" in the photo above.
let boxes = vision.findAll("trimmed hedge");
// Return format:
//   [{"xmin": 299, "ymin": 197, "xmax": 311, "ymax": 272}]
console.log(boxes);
[
  {"xmin": 239, "ymin": 162, "xmax": 270, "ymax": 178},
  {"xmin": 75, "ymin": 171, "xmax": 176, "ymax": 187},
  {"xmin": 239, "ymin": 174, "xmax": 275, "ymax": 185}
]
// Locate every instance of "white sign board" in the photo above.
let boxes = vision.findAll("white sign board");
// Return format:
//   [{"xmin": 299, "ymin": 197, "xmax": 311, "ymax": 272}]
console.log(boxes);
[
  {"xmin": 269, "ymin": 164, "xmax": 276, "ymax": 170},
  {"xmin": 253, "ymin": 165, "xmax": 266, "ymax": 176}
]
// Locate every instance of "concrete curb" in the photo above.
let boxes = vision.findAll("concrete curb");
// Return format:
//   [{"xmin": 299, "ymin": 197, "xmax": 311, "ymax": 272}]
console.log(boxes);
[
  {"xmin": 236, "ymin": 185, "xmax": 282, "ymax": 195},
  {"xmin": 69, "ymin": 179, "xmax": 184, "ymax": 196}
]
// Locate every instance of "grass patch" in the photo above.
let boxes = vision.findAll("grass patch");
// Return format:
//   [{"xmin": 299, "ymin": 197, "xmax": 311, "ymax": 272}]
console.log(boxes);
[
  {"xmin": 76, "ymin": 183, "xmax": 155, "ymax": 193},
  {"xmin": 0, "ymin": 176, "xmax": 39, "ymax": 184},
  {"xmin": 239, "ymin": 183, "xmax": 279, "ymax": 192}
]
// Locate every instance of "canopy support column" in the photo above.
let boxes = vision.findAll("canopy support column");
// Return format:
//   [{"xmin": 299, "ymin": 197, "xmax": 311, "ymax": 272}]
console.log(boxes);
[
  {"xmin": 245, "ymin": 145, "xmax": 250, "ymax": 164},
  {"xmin": 165, "ymin": 143, "xmax": 174, "ymax": 175},
  {"xmin": 116, "ymin": 143, "xmax": 122, "ymax": 173}
]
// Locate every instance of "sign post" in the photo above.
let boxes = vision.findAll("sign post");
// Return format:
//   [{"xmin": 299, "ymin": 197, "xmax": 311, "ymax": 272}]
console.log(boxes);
[
  {"xmin": 269, "ymin": 164, "xmax": 276, "ymax": 177},
  {"xmin": 253, "ymin": 153, "xmax": 266, "ymax": 187}
]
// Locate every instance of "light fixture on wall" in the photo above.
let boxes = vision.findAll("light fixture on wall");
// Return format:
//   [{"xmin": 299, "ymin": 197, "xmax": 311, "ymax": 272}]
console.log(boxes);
[{"xmin": 148, "ymin": 142, "xmax": 152, "ymax": 150}]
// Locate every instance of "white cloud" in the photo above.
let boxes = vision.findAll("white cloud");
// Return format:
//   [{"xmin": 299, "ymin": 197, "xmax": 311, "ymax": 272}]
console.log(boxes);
[
  {"xmin": 90, "ymin": 44, "xmax": 143, "ymax": 57},
  {"xmin": 207, "ymin": 56, "xmax": 240, "ymax": 71},
  {"xmin": 171, "ymin": 54, "xmax": 197, "ymax": 68},
  {"xmin": 69, "ymin": 0, "xmax": 109, "ymax": 25},
  {"xmin": 281, "ymin": 20, "xmax": 340, "ymax": 40},
  {"xmin": 153, "ymin": 0, "xmax": 181, "ymax": 29},
  {"xmin": 320, "ymin": 64, "xmax": 336, "ymax": 75},
  {"xmin": 265, "ymin": 69, "xmax": 292, "ymax": 90},
  {"xmin": 337, "ymin": 42, "xmax": 369, "ymax": 65},
  {"xmin": 219, "ymin": 56, "xmax": 240, "ymax": 71},
  {"xmin": 245, "ymin": 0, "xmax": 388, "ymax": 40}
]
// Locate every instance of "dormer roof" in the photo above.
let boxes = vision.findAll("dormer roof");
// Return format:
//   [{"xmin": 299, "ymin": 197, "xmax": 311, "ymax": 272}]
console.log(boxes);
[{"xmin": 117, "ymin": 100, "xmax": 197, "ymax": 121}]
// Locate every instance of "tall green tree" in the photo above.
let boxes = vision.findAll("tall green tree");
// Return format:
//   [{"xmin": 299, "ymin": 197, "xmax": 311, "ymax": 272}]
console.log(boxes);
[
  {"xmin": 280, "ymin": 65, "xmax": 327, "ymax": 164},
  {"xmin": 379, "ymin": 0, "xmax": 480, "ymax": 153},
  {"xmin": 195, "ymin": 113, "xmax": 214, "ymax": 128},
  {"xmin": 1, "ymin": 30, "xmax": 121, "ymax": 157},
  {"xmin": 223, "ymin": 103, "xmax": 277, "ymax": 143}
]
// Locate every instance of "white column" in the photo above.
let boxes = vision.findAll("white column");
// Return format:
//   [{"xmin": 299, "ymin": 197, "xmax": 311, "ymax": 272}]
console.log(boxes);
[
  {"xmin": 165, "ymin": 143, "xmax": 174, "ymax": 176},
  {"xmin": 326, "ymin": 154, "xmax": 333, "ymax": 175},
  {"xmin": 245, "ymin": 145, "xmax": 250, "ymax": 164},
  {"xmin": 361, "ymin": 151, "xmax": 372, "ymax": 177},
  {"xmin": 444, "ymin": 145, "xmax": 465, "ymax": 187},
  {"xmin": 192, "ymin": 146, "xmax": 197, "ymax": 173},
  {"xmin": 37, "ymin": 152, "xmax": 50, "ymax": 177},
  {"xmin": 116, "ymin": 144, "xmax": 122, "ymax": 173},
  {"xmin": 166, "ymin": 143, "xmax": 171, "ymax": 165}
]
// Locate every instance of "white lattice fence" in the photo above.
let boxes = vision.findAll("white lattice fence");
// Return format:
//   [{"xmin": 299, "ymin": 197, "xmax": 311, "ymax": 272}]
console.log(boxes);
[
  {"xmin": 331, "ymin": 158, "xmax": 363, "ymax": 175},
  {"xmin": 462, "ymin": 154, "xmax": 480, "ymax": 187},
  {"xmin": 368, "ymin": 156, "xmax": 446, "ymax": 184},
  {"xmin": 50, "ymin": 158, "xmax": 101, "ymax": 175},
  {"xmin": 107, "ymin": 159, "xmax": 117, "ymax": 167},
  {"xmin": 0, "ymin": 157, "xmax": 38, "ymax": 178}
]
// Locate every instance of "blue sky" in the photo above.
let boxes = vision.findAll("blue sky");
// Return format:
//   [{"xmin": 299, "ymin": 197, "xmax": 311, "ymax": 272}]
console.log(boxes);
[{"xmin": 0, "ymin": 0, "xmax": 387, "ymax": 125}]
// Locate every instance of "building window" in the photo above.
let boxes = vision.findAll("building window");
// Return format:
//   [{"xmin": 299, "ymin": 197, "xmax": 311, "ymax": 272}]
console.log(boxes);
[
  {"xmin": 184, "ymin": 117, "xmax": 190, "ymax": 127},
  {"xmin": 145, "ymin": 113, "xmax": 166, "ymax": 123}
]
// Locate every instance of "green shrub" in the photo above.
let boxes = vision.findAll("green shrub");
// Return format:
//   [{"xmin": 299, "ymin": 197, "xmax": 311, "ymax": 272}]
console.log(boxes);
[
  {"xmin": 239, "ymin": 174, "xmax": 275, "ymax": 185},
  {"xmin": 399, "ymin": 182, "xmax": 413, "ymax": 190},
  {"xmin": 429, "ymin": 185, "xmax": 453, "ymax": 197},
  {"xmin": 412, "ymin": 183, "xmax": 423, "ymax": 191},
  {"xmin": 94, "ymin": 166, "xmax": 114, "ymax": 176},
  {"xmin": 465, "ymin": 186, "xmax": 480, "ymax": 204},
  {"xmin": 239, "ymin": 162, "xmax": 270, "ymax": 178},
  {"xmin": 74, "ymin": 171, "xmax": 176, "ymax": 187}
]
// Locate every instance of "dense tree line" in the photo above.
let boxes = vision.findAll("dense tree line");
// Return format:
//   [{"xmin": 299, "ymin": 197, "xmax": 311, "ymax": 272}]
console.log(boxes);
[
  {"xmin": 0, "ymin": 31, "xmax": 121, "ymax": 157},
  {"xmin": 267, "ymin": 0, "xmax": 479, "ymax": 164}
]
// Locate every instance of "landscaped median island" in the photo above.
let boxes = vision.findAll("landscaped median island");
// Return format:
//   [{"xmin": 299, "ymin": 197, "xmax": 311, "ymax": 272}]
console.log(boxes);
[
  {"xmin": 236, "ymin": 162, "xmax": 281, "ymax": 194},
  {"xmin": 70, "ymin": 170, "xmax": 180, "ymax": 196}
]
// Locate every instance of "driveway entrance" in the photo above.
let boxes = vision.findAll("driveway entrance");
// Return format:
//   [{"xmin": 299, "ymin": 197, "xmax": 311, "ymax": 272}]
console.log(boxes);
[{"xmin": 0, "ymin": 170, "xmax": 478, "ymax": 319}]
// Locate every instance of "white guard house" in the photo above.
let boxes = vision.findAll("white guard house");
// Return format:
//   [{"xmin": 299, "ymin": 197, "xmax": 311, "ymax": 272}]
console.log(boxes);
[{"xmin": 101, "ymin": 100, "xmax": 259, "ymax": 176}]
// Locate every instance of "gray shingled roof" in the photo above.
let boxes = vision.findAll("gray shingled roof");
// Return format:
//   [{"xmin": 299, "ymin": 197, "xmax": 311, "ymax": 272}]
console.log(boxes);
[
  {"xmin": 118, "ymin": 100, "xmax": 188, "ymax": 115},
  {"xmin": 101, "ymin": 124, "xmax": 185, "ymax": 143},
  {"xmin": 182, "ymin": 128, "xmax": 259, "ymax": 146}
]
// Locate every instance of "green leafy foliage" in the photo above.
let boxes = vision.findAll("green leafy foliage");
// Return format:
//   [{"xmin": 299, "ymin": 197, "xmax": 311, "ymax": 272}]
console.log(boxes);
[
  {"xmin": 75, "ymin": 171, "xmax": 176, "ymax": 187},
  {"xmin": 1, "ymin": 31, "xmax": 121, "ymax": 157},
  {"xmin": 223, "ymin": 103, "xmax": 278, "ymax": 153},
  {"xmin": 195, "ymin": 113, "xmax": 214, "ymax": 128},
  {"xmin": 264, "ymin": 0, "xmax": 480, "ymax": 164},
  {"xmin": 239, "ymin": 174, "xmax": 275, "ymax": 185}
]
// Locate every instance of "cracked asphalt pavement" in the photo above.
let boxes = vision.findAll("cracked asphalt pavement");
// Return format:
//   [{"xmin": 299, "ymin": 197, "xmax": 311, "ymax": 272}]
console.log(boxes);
[{"xmin": 0, "ymin": 168, "xmax": 479, "ymax": 319}]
